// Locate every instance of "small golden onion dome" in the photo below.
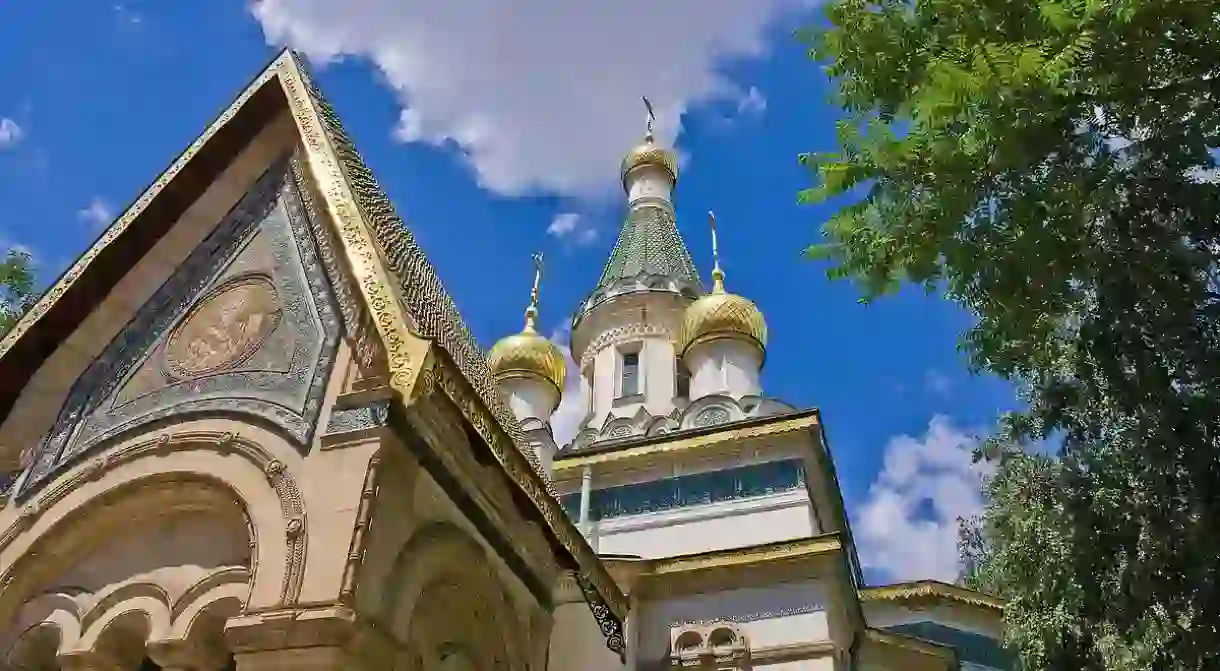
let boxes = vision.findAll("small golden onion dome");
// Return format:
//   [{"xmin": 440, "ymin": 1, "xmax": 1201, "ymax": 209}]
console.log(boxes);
[
  {"xmin": 677, "ymin": 270, "xmax": 768, "ymax": 359},
  {"xmin": 487, "ymin": 308, "xmax": 567, "ymax": 394},
  {"xmin": 620, "ymin": 134, "xmax": 679, "ymax": 189}
]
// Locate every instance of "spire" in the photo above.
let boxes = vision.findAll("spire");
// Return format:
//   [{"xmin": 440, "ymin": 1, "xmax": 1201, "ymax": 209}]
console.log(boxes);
[
  {"xmin": 592, "ymin": 207, "xmax": 701, "ymax": 292},
  {"xmin": 524, "ymin": 251, "xmax": 544, "ymax": 333},
  {"xmin": 593, "ymin": 96, "xmax": 698, "ymax": 293},
  {"xmin": 573, "ymin": 98, "xmax": 702, "ymax": 326},
  {"xmin": 708, "ymin": 210, "xmax": 726, "ymax": 294}
]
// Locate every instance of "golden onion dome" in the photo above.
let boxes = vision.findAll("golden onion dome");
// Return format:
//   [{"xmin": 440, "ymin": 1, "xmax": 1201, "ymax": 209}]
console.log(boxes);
[
  {"xmin": 487, "ymin": 323, "xmax": 567, "ymax": 394},
  {"xmin": 489, "ymin": 253, "xmax": 566, "ymax": 395},
  {"xmin": 620, "ymin": 133, "xmax": 679, "ymax": 189},
  {"xmin": 677, "ymin": 269, "xmax": 768, "ymax": 359}
]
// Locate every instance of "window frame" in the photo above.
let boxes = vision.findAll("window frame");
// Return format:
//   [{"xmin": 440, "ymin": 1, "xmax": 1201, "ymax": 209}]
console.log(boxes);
[{"xmin": 617, "ymin": 344, "xmax": 643, "ymax": 399}]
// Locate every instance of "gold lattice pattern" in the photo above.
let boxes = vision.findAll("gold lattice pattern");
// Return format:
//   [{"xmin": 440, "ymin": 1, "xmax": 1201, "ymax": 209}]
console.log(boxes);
[
  {"xmin": 620, "ymin": 142, "xmax": 679, "ymax": 186},
  {"xmin": 486, "ymin": 331, "xmax": 567, "ymax": 393},
  {"xmin": 677, "ymin": 291, "xmax": 768, "ymax": 357}
]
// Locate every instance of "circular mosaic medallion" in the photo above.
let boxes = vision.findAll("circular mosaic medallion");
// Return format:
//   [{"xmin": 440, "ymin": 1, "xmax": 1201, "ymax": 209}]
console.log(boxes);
[{"xmin": 166, "ymin": 275, "xmax": 282, "ymax": 379}]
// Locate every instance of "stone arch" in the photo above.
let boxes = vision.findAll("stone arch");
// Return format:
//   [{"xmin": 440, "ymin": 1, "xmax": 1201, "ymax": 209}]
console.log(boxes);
[
  {"xmin": 38, "ymin": 607, "xmax": 155, "ymax": 669},
  {"xmin": 5, "ymin": 621, "xmax": 65, "ymax": 669},
  {"xmin": 0, "ymin": 423, "xmax": 303, "ymax": 641},
  {"xmin": 78, "ymin": 582, "xmax": 173, "ymax": 643},
  {"xmin": 146, "ymin": 567, "xmax": 249, "ymax": 671},
  {"xmin": 3, "ymin": 593, "xmax": 82, "ymax": 662},
  {"xmin": 169, "ymin": 567, "xmax": 250, "ymax": 641},
  {"xmin": 76, "ymin": 605, "xmax": 160, "ymax": 665},
  {"xmin": 380, "ymin": 522, "xmax": 524, "ymax": 671}
]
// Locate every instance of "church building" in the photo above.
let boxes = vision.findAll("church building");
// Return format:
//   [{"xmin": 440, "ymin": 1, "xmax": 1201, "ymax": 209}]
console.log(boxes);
[{"xmin": 0, "ymin": 51, "xmax": 1009, "ymax": 670}]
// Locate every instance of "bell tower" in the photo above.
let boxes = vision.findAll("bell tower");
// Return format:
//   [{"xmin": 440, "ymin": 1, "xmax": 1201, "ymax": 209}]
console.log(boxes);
[{"xmin": 567, "ymin": 98, "xmax": 703, "ymax": 448}]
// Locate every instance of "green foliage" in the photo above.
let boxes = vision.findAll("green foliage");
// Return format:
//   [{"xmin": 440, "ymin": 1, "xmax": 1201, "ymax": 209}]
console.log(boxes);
[
  {"xmin": 0, "ymin": 247, "xmax": 35, "ymax": 335},
  {"xmin": 803, "ymin": 0, "xmax": 1220, "ymax": 668}
]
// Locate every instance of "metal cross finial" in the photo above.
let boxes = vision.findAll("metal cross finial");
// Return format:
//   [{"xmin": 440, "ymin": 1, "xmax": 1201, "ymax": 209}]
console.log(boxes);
[
  {"xmin": 708, "ymin": 211, "xmax": 726, "ymax": 292},
  {"xmin": 530, "ymin": 251, "xmax": 545, "ymax": 308},
  {"xmin": 524, "ymin": 251, "xmax": 544, "ymax": 331},
  {"xmin": 642, "ymin": 96, "xmax": 656, "ymax": 140}
]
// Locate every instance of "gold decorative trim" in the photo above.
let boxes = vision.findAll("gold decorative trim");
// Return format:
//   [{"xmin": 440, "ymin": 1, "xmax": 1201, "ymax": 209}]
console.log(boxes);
[
  {"xmin": 275, "ymin": 54, "xmax": 433, "ymax": 401},
  {"xmin": 648, "ymin": 535, "xmax": 842, "ymax": 577},
  {"xmin": 859, "ymin": 580, "xmax": 1004, "ymax": 612},
  {"xmin": 553, "ymin": 411, "xmax": 820, "ymax": 471}
]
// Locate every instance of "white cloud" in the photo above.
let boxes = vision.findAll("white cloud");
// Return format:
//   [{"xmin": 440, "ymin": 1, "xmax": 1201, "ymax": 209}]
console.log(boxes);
[
  {"xmin": 736, "ymin": 86, "xmax": 768, "ymax": 116},
  {"xmin": 0, "ymin": 118, "xmax": 23, "ymax": 150},
  {"xmin": 77, "ymin": 198, "xmax": 115, "ymax": 229},
  {"xmin": 113, "ymin": 3, "xmax": 144, "ymax": 24},
  {"xmin": 547, "ymin": 212, "xmax": 597, "ymax": 247},
  {"xmin": 548, "ymin": 323, "xmax": 588, "ymax": 446},
  {"xmin": 251, "ymin": 0, "xmax": 811, "ymax": 198},
  {"xmin": 857, "ymin": 415, "xmax": 992, "ymax": 583},
  {"xmin": 924, "ymin": 368, "xmax": 952, "ymax": 397}
]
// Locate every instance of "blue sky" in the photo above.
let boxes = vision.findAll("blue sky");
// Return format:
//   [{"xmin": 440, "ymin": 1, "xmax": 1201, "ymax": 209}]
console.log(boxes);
[{"xmin": 0, "ymin": 1, "xmax": 1019, "ymax": 584}]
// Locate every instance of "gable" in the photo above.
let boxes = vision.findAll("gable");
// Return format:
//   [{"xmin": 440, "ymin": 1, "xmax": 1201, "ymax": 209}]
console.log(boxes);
[
  {"xmin": 0, "ymin": 73, "xmax": 289, "ymax": 427},
  {"xmin": 19, "ymin": 156, "xmax": 342, "ymax": 496}
]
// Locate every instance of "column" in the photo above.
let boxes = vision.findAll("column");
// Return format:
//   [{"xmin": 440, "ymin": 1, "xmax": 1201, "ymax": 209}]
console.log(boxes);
[{"xmin": 578, "ymin": 465, "xmax": 592, "ymax": 531}]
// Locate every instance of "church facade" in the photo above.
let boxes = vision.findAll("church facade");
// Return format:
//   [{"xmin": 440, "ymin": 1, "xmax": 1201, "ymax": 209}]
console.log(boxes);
[{"xmin": 0, "ymin": 51, "xmax": 1009, "ymax": 670}]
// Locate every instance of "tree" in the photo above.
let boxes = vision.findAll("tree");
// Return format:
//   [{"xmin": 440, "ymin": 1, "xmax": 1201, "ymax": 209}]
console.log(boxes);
[
  {"xmin": 801, "ymin": 0, "xmax": 1220, "ymax": 668},
  {"xmin": 0, "ymin": 247, "xmax": 35, "ymax": 335}
]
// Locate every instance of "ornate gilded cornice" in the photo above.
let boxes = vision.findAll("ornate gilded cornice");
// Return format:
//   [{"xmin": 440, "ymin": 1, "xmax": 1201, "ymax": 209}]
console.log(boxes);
[
  {"xmin": 634, "ymin": 534, "xmax": 849, "ymax": 600},
  {"xmin": 554, "ymin": 410, "xmax": 820, "ymax": 472},
  {"xmin": 859, "ymin": 580, "xmax": 1005, "ymax": 612},
  {"xmin": 648, "ymin": 534, "xmax": 843, "ymax": 576}
]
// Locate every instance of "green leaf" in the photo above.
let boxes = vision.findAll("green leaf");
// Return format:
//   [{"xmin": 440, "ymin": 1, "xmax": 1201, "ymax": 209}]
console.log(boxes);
[{"xmin": 799, "ymin": 0, "xmax": 1220, "ymax": 666}]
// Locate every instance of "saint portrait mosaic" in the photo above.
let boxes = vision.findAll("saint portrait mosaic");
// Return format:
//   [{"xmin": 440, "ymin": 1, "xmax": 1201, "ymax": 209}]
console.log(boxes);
[{"xmin": 165, "ymin": 275, "xmax": 282, "ymax": 380}]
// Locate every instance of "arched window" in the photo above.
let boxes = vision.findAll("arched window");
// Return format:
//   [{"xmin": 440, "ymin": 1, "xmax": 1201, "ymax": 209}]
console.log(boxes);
[
  {"xmin": 675, "ymin": 359, "xmax": 691, "ymax": 398},
  {"xmin": 619, "ymin": 347, "xmax": 641, "ymax": 397}
]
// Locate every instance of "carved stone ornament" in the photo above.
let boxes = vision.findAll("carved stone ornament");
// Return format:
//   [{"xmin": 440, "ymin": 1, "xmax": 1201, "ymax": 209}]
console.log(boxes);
[
  {"xmin": 165, "ymin": 275, "xmax": 282, "ymax": 379},
  {"xmin": 693, "ymin": 406, "xmax": 731, "ymax": 428}
]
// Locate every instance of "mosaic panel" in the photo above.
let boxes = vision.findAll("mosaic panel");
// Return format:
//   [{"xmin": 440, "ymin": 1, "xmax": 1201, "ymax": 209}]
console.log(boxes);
[{"xmin": 20, "ymin": 156, "xmax": 341, "ymax": 496}]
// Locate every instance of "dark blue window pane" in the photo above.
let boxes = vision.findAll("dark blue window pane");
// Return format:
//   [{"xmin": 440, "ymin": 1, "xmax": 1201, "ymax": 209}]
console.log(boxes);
[
  {"xmin": 585, "ymin": 459, "xmax": 807, "ymax": 521},
  {"xmin": 560, "ymin": 493, "xmax": 581, "ymax": 521}
]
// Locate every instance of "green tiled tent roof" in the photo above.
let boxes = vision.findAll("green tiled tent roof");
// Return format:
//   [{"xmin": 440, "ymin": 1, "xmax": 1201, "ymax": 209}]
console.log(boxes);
[{"xmin": 594, "ymin": 205, "xmax": 701, "ymax": 290}]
